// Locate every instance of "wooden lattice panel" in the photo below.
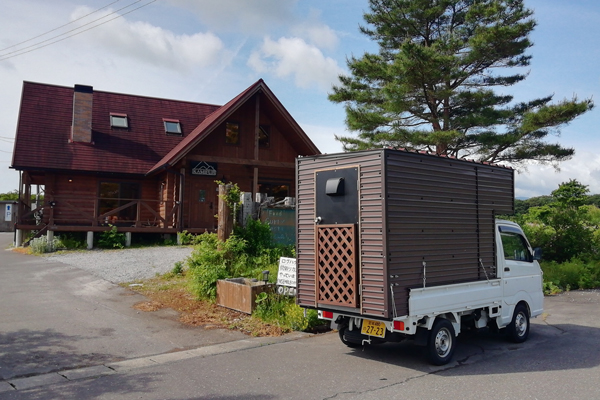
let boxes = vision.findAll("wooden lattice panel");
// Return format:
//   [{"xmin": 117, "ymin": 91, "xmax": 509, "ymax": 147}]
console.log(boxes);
[{"xmin": 316, "ymin": 225, "xmax": 358, "ymax": 307}]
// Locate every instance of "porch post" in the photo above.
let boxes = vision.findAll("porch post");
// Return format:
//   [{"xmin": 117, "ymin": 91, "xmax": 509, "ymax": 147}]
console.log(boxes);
[
  {"xmin": 217, "ymin": 184, "xmax": 233, "ymax": 242},
  {"xmin": 177, "ymin": 168, "xmax": 185, "ymax": 231},
  {"xmin": 253, "ymin": 93, "xmax": 260, "ymax": 197},
  {"xmin": 15, "ymin": 229, "xmax": 23, "ymax": 247},
  {"xmin": 87, "ymin": 231, "xmax": 94, "ymax": 249},
  {"xmin": 125, "ymin": 232, "xmax": 132, "ymax": 247}
]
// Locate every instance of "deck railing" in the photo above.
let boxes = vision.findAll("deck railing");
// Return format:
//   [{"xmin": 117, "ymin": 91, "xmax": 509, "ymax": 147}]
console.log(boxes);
[{"xmin": 17, "ymin": 196, "xmax": 179, "ymax": 230}]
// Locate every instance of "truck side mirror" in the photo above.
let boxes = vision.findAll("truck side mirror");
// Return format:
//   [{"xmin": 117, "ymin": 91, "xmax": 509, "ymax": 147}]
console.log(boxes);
[{"xmin": 533, "ymin": 247, "xmax": 542, "ymax": 261}]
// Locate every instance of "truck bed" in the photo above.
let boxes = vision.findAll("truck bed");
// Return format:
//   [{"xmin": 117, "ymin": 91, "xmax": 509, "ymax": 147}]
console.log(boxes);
[{"xmin": 407, "ymin": 279, "xmax": 503, "ymax": 317}]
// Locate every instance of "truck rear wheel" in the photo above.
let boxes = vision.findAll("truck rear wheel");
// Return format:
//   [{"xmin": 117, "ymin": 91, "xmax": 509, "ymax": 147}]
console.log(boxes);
[
  {"xmin": 338, "ymin": 325, "xmax": 361, "ymax": 348},
  {"xmin": 507, "ymin": 304, "xmax": 530, "ymax": 343},
  {"xmin": 427, "ymin": 319, "xmax": 456, "ymax": 365}
]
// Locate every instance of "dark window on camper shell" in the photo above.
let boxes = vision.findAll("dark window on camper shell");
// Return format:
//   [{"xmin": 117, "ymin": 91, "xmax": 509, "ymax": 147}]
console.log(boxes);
[{"xmin": 98, "ymin": 182, "xmax": 140, "ymax": 224}]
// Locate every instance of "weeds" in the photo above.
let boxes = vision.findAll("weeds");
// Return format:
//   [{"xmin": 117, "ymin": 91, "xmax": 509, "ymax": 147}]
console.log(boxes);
[
  {"xmin": 29, "ymin": 236, "xmax": 58, "ymax": 254},
  {"xmin": 182, "ymin": 218, "xmax": 324, "ymax": 333},
  {"xmin": 97, "ymin": 225, "xmax": 126, "ymax": 249}
]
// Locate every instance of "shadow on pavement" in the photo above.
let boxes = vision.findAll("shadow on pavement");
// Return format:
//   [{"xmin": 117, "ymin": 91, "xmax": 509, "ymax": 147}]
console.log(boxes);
[
  {"xmin": 340, "ymin": 322, "xmax": 600, "ymax": 373},
  {"xmin": 2, "ymin": 372, "xmax": 159, "ymax": 400},
  {"xmin": 0, "ymin": 328, "xmax": 121, "ymax": 380}
]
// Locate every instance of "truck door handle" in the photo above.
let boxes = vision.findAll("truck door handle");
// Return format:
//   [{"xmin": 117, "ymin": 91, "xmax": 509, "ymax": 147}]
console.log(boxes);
[{"xmin": 504, "ymin": 267, "xmax": 510, "ymax": 272}]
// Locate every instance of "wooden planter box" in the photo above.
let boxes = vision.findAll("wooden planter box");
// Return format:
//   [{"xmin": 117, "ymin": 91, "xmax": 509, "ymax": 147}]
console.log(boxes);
[{"xmin": 216, "ymin": 278, "xmax": 273, "ymax": 314}]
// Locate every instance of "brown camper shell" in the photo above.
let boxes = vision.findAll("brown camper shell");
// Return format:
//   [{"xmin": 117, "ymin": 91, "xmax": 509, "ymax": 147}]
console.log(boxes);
[{"xmin": 296, "ymin": 149, "xmax": 514, "ymax": 319}]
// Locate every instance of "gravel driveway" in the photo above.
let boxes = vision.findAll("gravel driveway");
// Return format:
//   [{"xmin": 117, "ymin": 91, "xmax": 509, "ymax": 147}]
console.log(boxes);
[{"xmin": 42, "ymin": 246, "xmax": 194, "ymax": 283}]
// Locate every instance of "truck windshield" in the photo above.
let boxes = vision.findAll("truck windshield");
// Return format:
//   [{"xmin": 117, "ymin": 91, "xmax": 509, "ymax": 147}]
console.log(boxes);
[{"xmin": 500, "ymin": 231, "xmax": 533, "ymax": 263}]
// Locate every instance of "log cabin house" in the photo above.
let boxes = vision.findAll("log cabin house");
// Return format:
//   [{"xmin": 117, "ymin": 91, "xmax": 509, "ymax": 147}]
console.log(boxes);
[{"xmin": 10, "ymin": 79, "xmax": 320, "ymax": 245}]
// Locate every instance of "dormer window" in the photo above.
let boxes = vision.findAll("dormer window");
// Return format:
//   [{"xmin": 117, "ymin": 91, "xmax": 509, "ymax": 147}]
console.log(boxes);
[
  {"xmin": 110, "ymin": 113, "xmax": 128, "ymax": 128},
  {"xmin": 163, "ymin": 118, "xmax": 182, "ymax": 135}
]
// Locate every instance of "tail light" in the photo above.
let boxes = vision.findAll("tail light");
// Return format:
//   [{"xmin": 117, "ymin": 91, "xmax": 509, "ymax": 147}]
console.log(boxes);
[{"xmin": 393, "ymin": 320, "xmax": 404, "ymax": 331}]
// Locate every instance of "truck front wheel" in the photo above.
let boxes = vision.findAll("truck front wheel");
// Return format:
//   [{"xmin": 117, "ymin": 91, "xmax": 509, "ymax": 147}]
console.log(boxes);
[
  {"xmin": 427, "ymin": 318, "xmax": 456, "ymax": 365},
  {"xmin": 507, "ymin": 304, "xmax": 530, "ymax": 343}
]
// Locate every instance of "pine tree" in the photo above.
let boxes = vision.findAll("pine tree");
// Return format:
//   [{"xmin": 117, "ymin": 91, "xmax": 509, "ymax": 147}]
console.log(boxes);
[{"xmin": 329, "ymin": 0, "xmax": 593, "ymax": 166}]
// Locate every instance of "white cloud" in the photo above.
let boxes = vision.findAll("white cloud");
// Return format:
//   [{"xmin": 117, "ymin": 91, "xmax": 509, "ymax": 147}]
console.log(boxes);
[
  {"xmin": 248, "ymin": 37, "xmax": 343, "ymax": 91},
  {"xmin": 515, "ymin": 151, "xmax": 600, "ymax": 198},
  {"xmin": 166, "ymin": 0, "xmax": 296, "ymax": 35},
  {"xmin": 70, "ymin": 6, "xmax": 225, "ymax": 71},
  {"xmin": 292, "ymin": 23, "xmax": 339, "ymax": 51},
  {"xmin": 300, "ymin": 124, "xmax": 345, "ymax": 154}
]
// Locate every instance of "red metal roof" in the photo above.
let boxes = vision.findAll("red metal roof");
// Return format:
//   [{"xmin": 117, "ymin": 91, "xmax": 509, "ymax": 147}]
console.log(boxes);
[
  {"xmin": 11, "ymin": 80, "xmax": 319, "ymax": 176},
  {"xmin": 148, "ymin": 79, "xmax": 320, "ymax": 174}
]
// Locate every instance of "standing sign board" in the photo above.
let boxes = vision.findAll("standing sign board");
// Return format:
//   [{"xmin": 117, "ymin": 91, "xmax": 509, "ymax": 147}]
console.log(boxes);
[{"xmin": 276, "ymin": 257, "xmax": 297, "ymax": 296}]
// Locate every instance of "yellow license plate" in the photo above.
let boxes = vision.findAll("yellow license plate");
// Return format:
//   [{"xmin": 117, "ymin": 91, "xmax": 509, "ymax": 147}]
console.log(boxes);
[{"xmin": 361, "ymin": 319, "xmax": 386, "ymax": 338}]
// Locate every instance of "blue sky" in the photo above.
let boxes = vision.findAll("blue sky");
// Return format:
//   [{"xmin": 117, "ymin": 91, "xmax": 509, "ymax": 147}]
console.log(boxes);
[{"xmin": 0, "ymin": 0, "xmax": 598, "ymax": 198}]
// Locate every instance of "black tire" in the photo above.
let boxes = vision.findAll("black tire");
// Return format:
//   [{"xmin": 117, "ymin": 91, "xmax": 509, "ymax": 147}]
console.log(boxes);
[
  {"xmin": 427, "ymin": 319, "xmax": 456, "ymax": 366},
  {"xmin": 338, "ymin": 325, "xmax": 361, "ymax": 348},
  {"xmin": 507, "ymin": 304, "xmax": 530, "ymax": 343}
]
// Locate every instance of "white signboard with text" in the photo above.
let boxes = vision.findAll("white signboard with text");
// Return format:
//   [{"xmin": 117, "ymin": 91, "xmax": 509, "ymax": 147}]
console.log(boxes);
[
  {"xmin": 4, "ymin": 204, "xmax": 12, "ymax": 222},
  {"xmin": 276, "ymin": 257, "xmax": 297, "ymax": 296}
]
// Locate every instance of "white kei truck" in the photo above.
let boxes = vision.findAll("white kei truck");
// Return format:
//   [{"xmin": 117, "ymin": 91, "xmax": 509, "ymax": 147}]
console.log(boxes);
[{"xmin": 295, "ymin": 149, "xmax": 543, "ymax": 365}]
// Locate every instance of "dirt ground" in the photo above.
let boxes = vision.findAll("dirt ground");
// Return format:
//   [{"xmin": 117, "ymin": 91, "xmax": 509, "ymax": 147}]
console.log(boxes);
[{"xmin": 128, "ymin": 275, "xmax": 290, "ymax": 337}]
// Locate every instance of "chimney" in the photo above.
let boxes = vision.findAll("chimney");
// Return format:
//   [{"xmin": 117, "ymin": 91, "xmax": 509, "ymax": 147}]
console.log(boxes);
[{"xmin": 71, "ymin": 84, "xmax": 93, "ymax": 143}]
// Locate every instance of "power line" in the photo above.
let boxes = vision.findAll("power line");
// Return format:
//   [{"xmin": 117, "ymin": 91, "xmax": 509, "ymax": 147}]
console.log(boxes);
[
  {"xmin": 0, "ymin": 0, "xmax": 122, "ymax": 53},
  {"xmin": 0, "ymin": 0, "xmax": 157, "ymax": 62},
  {"xmin": 0, "ymin": 0, "xmax": 144, "ymax": 59}
]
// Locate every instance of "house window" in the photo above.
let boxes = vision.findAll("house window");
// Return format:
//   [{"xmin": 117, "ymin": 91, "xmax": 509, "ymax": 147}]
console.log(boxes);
[
  {"xmin": 259, "ymin": 125, "xmax": 270, "ymax": 147},
  {"xmin": 110, "ymin": 113, "xmax": 128, "ymax": 128},
  {"xmin": 258, "ymin": 182, "xmax": 290, "ymax": 202},
  {"xmin": 225, "ymin": 122, "xmax": 239, "ymax": 144},
  {"xmin": 98, "ymin": 182, "xmax": 140, "ymax": 224},
  {"xmin": 163, "ymin": 119, "xmax": 182, "ymax": 135}
]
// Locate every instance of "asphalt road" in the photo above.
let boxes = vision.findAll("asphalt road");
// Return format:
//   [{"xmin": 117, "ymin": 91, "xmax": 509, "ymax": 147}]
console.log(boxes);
[
  {"xmin": 2, "ymin": 232, "xmax": 599, "ymax": 399},
  {"xmin": 0, "ymin": 233, "xmax": 246, "ymax": 381}
]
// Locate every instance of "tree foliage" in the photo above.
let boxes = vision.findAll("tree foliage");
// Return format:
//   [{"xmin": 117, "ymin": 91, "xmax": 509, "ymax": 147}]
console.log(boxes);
[
  {"xmin": 520, "ymin": 180, "xmax": 597, "ymax": 262},
  {"xmin": 0, "ymin": 190, "xmax": 18, "ymax": 201},
  {"xmin": 330, "ymin": 0, "xmax": 593, "ymax": 167}
]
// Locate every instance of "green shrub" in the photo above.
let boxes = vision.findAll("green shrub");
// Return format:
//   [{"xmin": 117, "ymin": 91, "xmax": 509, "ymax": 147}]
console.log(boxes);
[
  {"xmin": 254, "ymin": 292, "xmax": 322, "ymax": 331},
  {"xmin": 97, "ymin": 225, "xmax": 126, "ymax": 249},
  {"xmin": 185, "ymin": 219, "xmax": 296, "ymax": 300},
  {"xmin": 186, "ymin": 233, "xmax": 254, "ymax": 299},
  {"xmin": 541, "ymin": 258, "xmax": 600, "ymax": 291},
  {"xmin": 172, "ymin": 261, "xmax": 184, "ymax": 276},
  {"xmin": 55, "ymin": 232, "xmax": 86, "ymax": 250},
  {"xmin": 233, "ymin": 218, "xmax": 273, "ymax": 256},
  {"xmin": 183, "ymin": 217, "xmax": 312, "ymax": 330}
]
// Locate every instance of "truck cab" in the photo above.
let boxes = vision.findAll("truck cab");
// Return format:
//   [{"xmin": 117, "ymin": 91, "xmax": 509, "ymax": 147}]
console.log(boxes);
[{"xmin": 496, "ymin": 219, "xmax": 544, "ymax": 331}]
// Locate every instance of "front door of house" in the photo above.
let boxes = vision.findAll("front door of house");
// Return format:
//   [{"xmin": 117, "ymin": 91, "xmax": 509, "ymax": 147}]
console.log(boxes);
[{"xmin": 188, "ymin": 178, "xmax": 217, "ymax": 229}]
